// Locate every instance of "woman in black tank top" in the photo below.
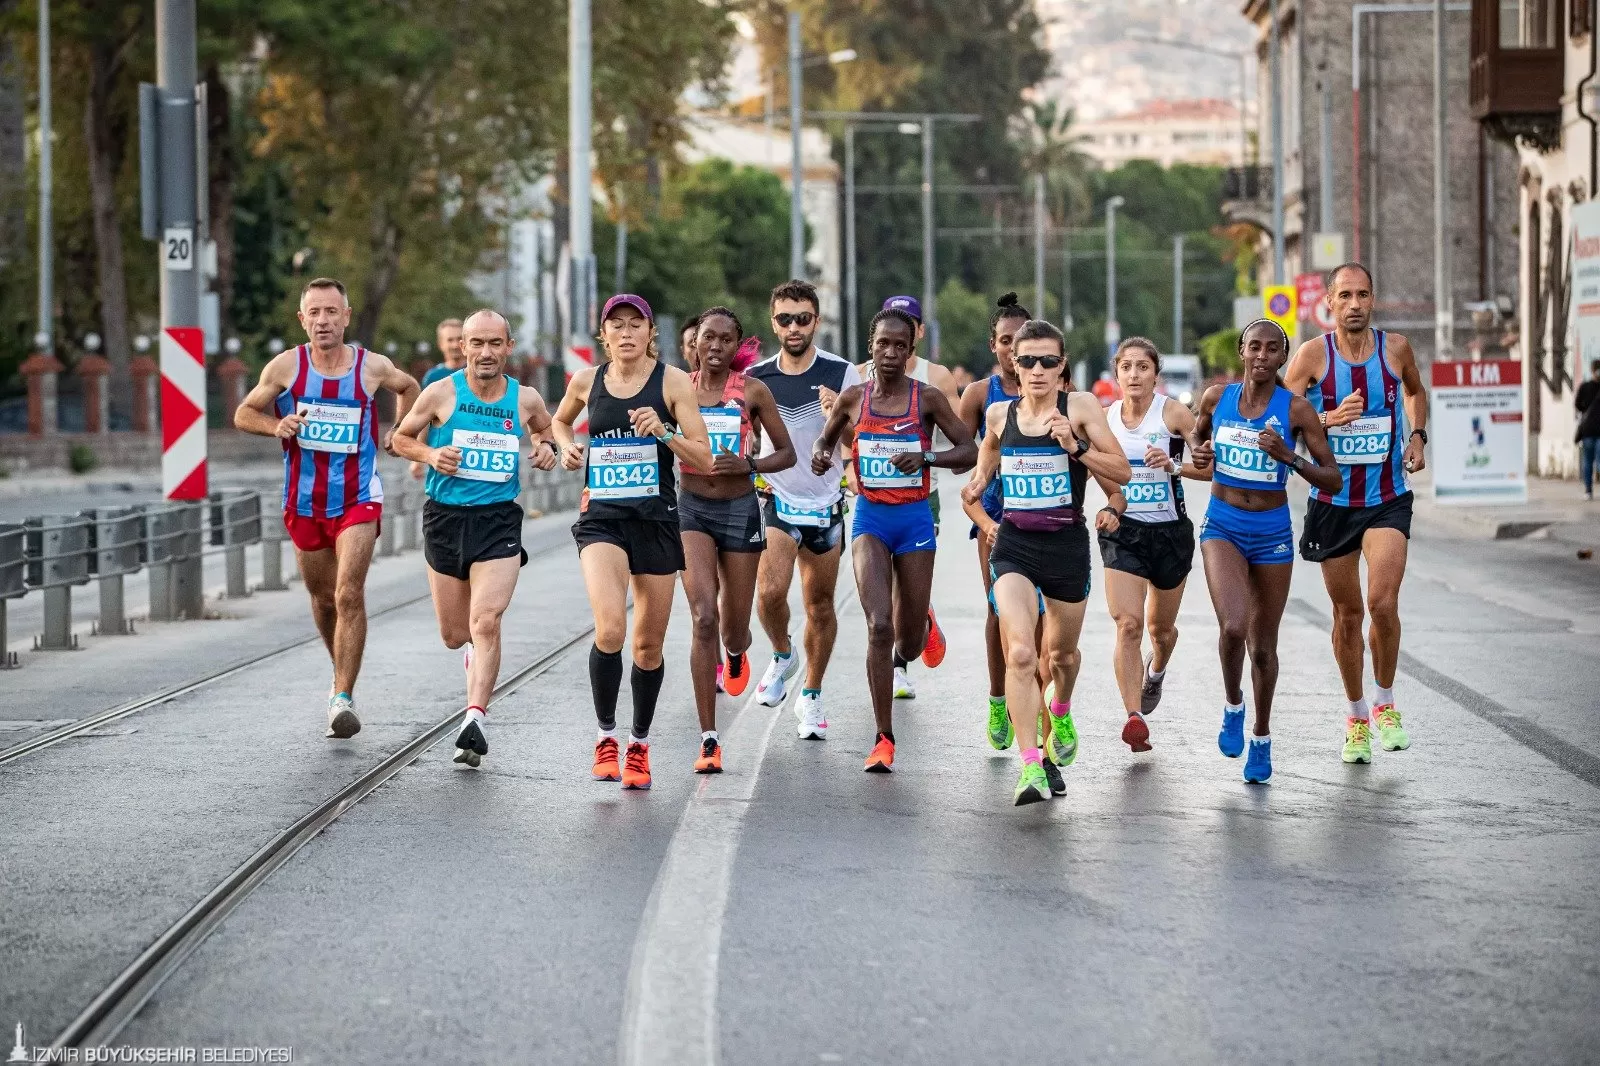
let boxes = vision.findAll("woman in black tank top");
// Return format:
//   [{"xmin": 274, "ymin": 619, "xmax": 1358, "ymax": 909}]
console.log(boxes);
[{"xmin": 551, "ymin": 294, "xmax": 713, "ymax": 792}]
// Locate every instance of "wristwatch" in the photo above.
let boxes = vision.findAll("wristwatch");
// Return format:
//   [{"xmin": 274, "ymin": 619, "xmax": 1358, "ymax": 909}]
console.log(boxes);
[
  {"xmin": 747, "ymin": 455, "xmax": 758, "ymax": 475},
  {"xmin": 922, "ymin": 449, "xmax": 937, "ymax": 467},
  {"xmin": 1411, "ymin": 428, "xmax": 1429, "ymax": 445},
  {"xmin": 1290, "ymin": 454, "xmax": 1307, "ymax": 473},
  {"xmin": 1071, "ymin": 438, "xmax": 1090, "ymax": 459}
]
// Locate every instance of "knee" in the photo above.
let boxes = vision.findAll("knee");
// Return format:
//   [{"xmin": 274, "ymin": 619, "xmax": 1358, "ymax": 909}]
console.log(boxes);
[
  {"xmin": 594, "ymin": 619, "xmax": 627, "ymax": 654},
  {"xmin": 865, "ymin": 615, "xmax": 894, "ymax": 648},
  {"xmin": 1049, "ymin": 644, "xmax": 1079, "ymax": 676},
  {"xmin": 1331, "ymin": 599, "xmax": 1365, "ymax": 633},
  {"xmin": 1004, "ymin": 633, "xmax": 1039, "ymax": 675},
  {"xmin": 689, "ymin": 600, "xmax": 719, "ymax": 642},
  {"xmin": 333, "ymin": 583, "xmax": 365, "ymax": 617},
  {"xmin": 1219, "ymin": 618, "xmax": 1248, "ymax": 646},
  {"xmin": 468, "ymin": 608, "xmax": 502, "ymax": 643},
  {"xmin": 1113, "ymin": 613, "xmax": 1143, "ymax": 645},
  {"xmin": 440, "ymin": 622, "xmax": 471, "ymax": 649},
  {"xmin": 1249, "ymin": 643, "xmax": 1278, "ymax": 673},
  {"xmin": 1367, "ymin": 589, "xmax": 1400, "ymax": 624},
  {"xmin": 633, "ymin": 638, "xmax": 664, "ymax": 667},
  {"xmin": 806, "ymin": 596, "xmax": 836, "ymax": 628},
  {"xmin": 1148, "ymin": 619, "xmax": 1178, "ymax": 647}
]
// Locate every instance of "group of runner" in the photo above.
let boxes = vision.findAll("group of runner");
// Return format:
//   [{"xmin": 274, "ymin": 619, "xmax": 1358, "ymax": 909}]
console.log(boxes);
[{"xmin": 235, "ymin": 262, "xmax": 1428, "ymax": 806}]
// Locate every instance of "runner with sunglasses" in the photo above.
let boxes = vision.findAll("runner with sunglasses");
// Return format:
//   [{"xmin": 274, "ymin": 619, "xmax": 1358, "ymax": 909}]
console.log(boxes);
[
  {"xmin": 961, "ymin": 321, "xmax": 1130, "ymax": 805},
  {"xmin": 678, "ymin": 307, "xmax": 796, "ymax": 772},
  {"xmin": 1194, "ymin": 319, "xmax": 1342, "ymax": 783},
  {"xmin": 747, "ymin": 281, "xmax": 860, "ymax": 739},
  {"xmin": 812, "ymin": 308, "xmax": 976, "ymax": 772}
]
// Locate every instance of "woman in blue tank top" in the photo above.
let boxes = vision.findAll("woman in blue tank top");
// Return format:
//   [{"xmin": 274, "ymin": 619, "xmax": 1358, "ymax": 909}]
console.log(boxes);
[{"xmin": 1193, "ymin": 319, "xmax": 1342, "ymax": 784}]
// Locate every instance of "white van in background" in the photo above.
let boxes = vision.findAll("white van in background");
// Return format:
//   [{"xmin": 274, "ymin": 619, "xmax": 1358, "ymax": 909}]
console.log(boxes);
[{"xmin": 1159, "ymin": 355, "xmax": 1203, "ymax": 407}]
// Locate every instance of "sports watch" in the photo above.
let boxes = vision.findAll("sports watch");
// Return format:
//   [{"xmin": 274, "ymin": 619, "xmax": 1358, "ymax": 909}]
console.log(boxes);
[{"xmin": 922, "ymin": 449, "xmax": 937, "ymax": 467}]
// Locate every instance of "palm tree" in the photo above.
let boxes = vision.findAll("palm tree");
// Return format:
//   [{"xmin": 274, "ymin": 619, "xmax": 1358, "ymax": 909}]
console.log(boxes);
[{"xmin": 1012, "ymin": 99, "xmax": 1093, "ymax": 227}]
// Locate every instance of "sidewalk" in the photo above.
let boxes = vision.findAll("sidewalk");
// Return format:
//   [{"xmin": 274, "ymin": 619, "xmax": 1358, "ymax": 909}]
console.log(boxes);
[
  {"xmin": 0, "ymin": 460, "xmax": 284, "ymax": 500},
  {"xmin": 1410, "ymin": 470, "xmax": 1598, "ymax": 548}
]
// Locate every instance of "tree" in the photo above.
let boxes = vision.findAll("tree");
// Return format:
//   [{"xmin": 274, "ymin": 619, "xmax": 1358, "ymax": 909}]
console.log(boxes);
[{"xmin": 1012, "ymin": 99, "xmax": 1093, "ymax": 227}]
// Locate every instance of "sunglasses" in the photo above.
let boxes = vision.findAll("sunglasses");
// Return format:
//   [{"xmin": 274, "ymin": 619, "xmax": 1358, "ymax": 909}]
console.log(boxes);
[
  {"xmin": 1015, "ymin": 355, "xmax": 1064, "ymax": 370},
  {"xmin": 773, "ymin": 312, "xmax": 816, "ymax": 328}
]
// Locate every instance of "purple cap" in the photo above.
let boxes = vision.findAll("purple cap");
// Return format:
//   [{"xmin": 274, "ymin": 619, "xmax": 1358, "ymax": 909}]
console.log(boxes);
[
  {"xmin": 881, "ymin": 295, "xmax": 922, "ymax": 322},
  {"xmin": 601, "ymin": 293, "xmax": 654, "ymax": 323}
]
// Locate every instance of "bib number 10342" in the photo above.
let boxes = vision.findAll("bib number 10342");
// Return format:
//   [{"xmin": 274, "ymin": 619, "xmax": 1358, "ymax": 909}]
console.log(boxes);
[{"xmin": 588, "ymin": 437, "xmax": 660, "ymax": 499}]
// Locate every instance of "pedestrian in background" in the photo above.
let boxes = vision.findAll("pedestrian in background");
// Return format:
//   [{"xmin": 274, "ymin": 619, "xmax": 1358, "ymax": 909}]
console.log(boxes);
[{"xmin": 1576, "ymin": 359, "xmax": 1600, "ymax": 501}]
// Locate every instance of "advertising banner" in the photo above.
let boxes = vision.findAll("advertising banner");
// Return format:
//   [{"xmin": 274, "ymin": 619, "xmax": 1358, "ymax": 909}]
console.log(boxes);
[
  {"xmin": 1429, "ymin": 360, "xmax": 1526, "ymax": 504},
  {"xmin": 1570, "ymin": 201, "xmax": 1600, "ymax": 388}
]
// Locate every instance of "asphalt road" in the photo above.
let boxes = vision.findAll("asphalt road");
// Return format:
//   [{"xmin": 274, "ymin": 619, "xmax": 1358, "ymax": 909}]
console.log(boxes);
[{"xmin": 2, "ymin": 486, "xmax": 1597, "ymax": 1064}]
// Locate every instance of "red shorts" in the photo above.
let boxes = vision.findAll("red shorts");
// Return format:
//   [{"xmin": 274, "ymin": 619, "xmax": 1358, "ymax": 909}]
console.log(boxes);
[{"xmin": 283, "ymin": 502, "xmax": 383, "ymax": 553}]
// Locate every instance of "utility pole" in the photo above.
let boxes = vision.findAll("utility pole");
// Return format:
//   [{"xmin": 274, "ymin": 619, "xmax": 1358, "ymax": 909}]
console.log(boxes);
[
  {"xmin": 1432, "ymin": 0, "xmax": 1451, "ymax": 359},
  {"xmin": 35, "ymin": 0, "xmax": 51, "ymax": 355},
  {"xmin": 1319, "ymin": 77, "xmax": 1333, "ymax": 235},
  {"xmin": 569, "ymin": 0, "xmax": 593, "ymax": 351},
  {"xmin": 1173, "ymin": 233, "xmax": 1185, "ymax": 354},
  {"xmin": 844, "ymin": 123, "xmax": 857, "ymax": 360},
  {"xmin": 613, "ymin": 189, "xmax": 627, "ymax": 294},
  {"xmin": 1062, "ymin": 236, "xmax": 1074, "ymax": 333},
  {"xmin": 1033, "ymin": 174, "xmax": 1046, "ymax": 316},
  {"xmin": 921, "ymin": 118, "xmax": 936, "ymax": 356},
  {"xmin": 1269, "ymin": 0, "xmax": 1284, "ymax": 284},
  {"xmin": 788, "ymin": 12, "xmax": 804, "ymax": 280},
  {"xmin": 1105, "ymin": 196, "xmax": 1124, "ymax": 359}
]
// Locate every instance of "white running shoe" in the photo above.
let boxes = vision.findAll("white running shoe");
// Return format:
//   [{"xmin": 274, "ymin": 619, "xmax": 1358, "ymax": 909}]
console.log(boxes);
[
  {"xmin": 756, "ymin": 653, "xmax": 799, "ymax": 707},
  {"xmin": 326, "ymin": 694, "xmax": 361, "ymax": 739},
  {"xmin": 795, "ymin": 691, "xmax": 828, "ymax": 739},
  {"xmin": 893, "ymin": 666, "xmax": 916, "ymax": 700},
  {"xmin": 453, "ymin": 708, "xmax": 488, "ymax": 768}
]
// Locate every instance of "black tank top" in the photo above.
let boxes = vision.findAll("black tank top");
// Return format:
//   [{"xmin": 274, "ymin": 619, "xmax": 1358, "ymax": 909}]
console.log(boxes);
[
  {"xmin": 998, "ymin": 392, "xmax": 1087, "ymax": 532},
  {"xmin": 583, "ymin": 360, "xmax": 678, "ymax": 521}
]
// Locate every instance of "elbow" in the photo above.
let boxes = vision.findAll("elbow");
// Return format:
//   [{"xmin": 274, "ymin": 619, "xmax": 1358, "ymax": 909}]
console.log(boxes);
[{"xmin": 773, "ymin": 447, "xmax": 798, "ymax": 472}]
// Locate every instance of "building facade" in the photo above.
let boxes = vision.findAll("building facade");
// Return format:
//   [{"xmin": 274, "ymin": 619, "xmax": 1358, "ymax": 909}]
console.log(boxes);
[{"xmin": 1078, "ymin": 99, "xmax": 1247, "ymax": 170}]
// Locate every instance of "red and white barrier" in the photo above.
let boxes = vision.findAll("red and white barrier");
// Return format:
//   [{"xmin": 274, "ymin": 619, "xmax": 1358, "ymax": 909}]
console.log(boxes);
[{"xmin": 160, "ymin": 326, "xmax": 208, "ymax": 500}]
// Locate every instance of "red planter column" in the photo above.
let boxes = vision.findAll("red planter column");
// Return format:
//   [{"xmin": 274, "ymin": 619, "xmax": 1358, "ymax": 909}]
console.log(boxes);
[
  {"xmin": 77, "ymin": 354, "xmax": 111, "ymax": 433},
  {"xmin": 130, "ymin": 355, "xmax": 158, "ymax": 433},
  {"xmin": 216, "ymin": 356, "xmax": 248, "ymax": 429},
  {"xmin": 20, "ymin": 351, "xmax": 64, "ymax": 436}
]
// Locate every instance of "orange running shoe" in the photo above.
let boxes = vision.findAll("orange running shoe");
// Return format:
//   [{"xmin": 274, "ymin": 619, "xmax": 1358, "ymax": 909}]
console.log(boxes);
[
  {"xmin": 1122, "ymin": 712, "xmax": 1152, "ymax": 753},
  {"xmin": 722, "ymin": 650, "xmax": 750, "ymax": 697},
  {"xmin": 863, "ymin": 732, "xmax": 896, "ymax": 773},
  {"xmin": 592, "ymin": 736, "xmax": 621, "ymax": 781},
  {"xmin": 622, "ymin": 741, "xmax": 653, "ymax": 790},
  {"xmin": 920, "ymin": 607, "xmax": 947, "ymax": 668},
  {"xmin": 693, "ymin": 736, "xmax": 723, "ymax": 774}
]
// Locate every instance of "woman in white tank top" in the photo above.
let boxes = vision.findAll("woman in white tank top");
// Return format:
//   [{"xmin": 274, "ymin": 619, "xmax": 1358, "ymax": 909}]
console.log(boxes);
[{"xmin": 1090, "ymin": 338, "xmax": 1213, "ymax": 753}]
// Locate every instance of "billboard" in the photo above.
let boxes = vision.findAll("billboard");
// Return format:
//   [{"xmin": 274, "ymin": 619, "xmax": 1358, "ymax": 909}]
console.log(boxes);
[{"xmin": 1429, "ymin": 360, "xmax": 1526, "ymax": 504}]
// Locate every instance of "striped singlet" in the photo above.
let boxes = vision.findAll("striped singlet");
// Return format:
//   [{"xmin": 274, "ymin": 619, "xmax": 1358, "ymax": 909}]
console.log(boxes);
[
  {"xmin": 275, "ymin": 344, "xmax": 383, "ymax": 518},
  {"xmin": 1306, "ymin": 330, "xmax": 1411, "ymax": 508}
]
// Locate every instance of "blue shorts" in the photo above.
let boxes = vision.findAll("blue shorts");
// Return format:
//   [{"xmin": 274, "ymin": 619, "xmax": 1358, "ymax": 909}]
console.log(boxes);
[
  {"xmin": 1199, "ymin": 497, "xmax": 1295, "ymax": 565},
  {"xmin": 851, "ymin": 495, "xmax": 937, "ymax": 556}
]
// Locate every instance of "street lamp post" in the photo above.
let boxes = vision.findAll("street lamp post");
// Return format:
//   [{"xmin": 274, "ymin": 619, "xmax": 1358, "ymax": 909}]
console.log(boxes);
[
  {"xmin": 788, "ymin": 12, "xmax": 803, "ymax": 280},
  {"xmin": 1105, "ymin": 196, "xmax": 1125, "ymax": 359},
  {"xmin": 1033, "ymin": 174, "xmax": 1046, "ymax": 316},
  {"xmin": 36, "ymin": 0, "xmax": 52, "ymax": 355},
  {"xmin": 569, "ymin": 0, "xmax": 593, "ymax": 353},
  {"xmin": 1173, "ymin": 232, "xmax": 1185, "ymax": 354},
  {"xmin": 921, "ymin": 118, "xmax": 935, "ymax": 347},
  {"xmin": 844, "ymin": 123, "xmax": 857, "ymax": 360},
  {"xmin": 1269, "ymin": 0, "xmax": 1285, "ymax": 284}
]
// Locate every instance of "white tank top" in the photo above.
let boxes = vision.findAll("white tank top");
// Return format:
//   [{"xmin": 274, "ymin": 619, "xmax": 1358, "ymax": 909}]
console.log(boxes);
[{"xmin": 1108, "ymin": 395, "xmax": 1182, "ymax": 524}]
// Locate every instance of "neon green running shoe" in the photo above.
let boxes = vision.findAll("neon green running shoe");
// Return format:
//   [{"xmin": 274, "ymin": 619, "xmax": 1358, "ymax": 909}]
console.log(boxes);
[
  {"xmin": 1042, "ymin": 687, "xmax": 1078, "ymax": 767},
  {"xmin": 1373, "ymin": 704, "xmax": 1410, "ymax": 751},
  {"xmin": 1013, "ymin": 760, "xmax": 1051, "ymax": 806},
  {"xmin": 986, "ymin": 697, "xmax": 1014, "ymax": 750},
  {"xmin": 1341, "ymin": 716, "xmax": 1373, "ymax": 764}
]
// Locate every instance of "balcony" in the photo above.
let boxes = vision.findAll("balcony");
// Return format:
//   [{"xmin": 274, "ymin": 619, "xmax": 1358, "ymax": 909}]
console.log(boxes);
[{"xmin": 1470, "ymin": 0, "xmax": 1563, "ymax": 151}]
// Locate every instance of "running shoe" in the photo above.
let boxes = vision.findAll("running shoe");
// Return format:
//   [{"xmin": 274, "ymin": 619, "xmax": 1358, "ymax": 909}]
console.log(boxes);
[
  {"xmin": 715, "ymin": 662, "xmax": 725, "ymax": 694},
  {"xmin": 1140, "ymin": 653, "xmax": 1164, "ymax": 716},
  {"xmin": 1122, "ymin": 712, "xmax": 1152, "ymax": 753},
  {"xmin": 1341, "ymin": 716, "xmax": 1373, "ymax": 764},
  {"xmin": 1013, "ymin": 761, "xmax": 1051, "ymax": 806},
  {"xmin": 1373, "ymin": 704, "xmax": 1411, "ymax": 751},
  {"xmin": 1218, "ymin": 706, "xmax": 1246, "ymax": 759},
  {"xmin": 453, "ymin": 710, "xmax": 488, "ymax": 768},
  {"xmin": 622, "ymin": 741, "xmax": 653, "ymax": 790},
  {"xmin": 864, "ymin": 733, "xmax": 895, "ymax": 773},
  {"xmin": 1243, "ymin": 736, "xmax": 1273, "ymax": 783},
  {"xmin": 722, "ymin": 650, "xmax": 750, "ymax": 697},
  {"xmin": 893, "ymin": 667, "xmax": 917, "ymax": 700},
  {"xmin": 1041, "ymin": 754, "xmax": 1066, "ymax": 795},
  {"xmin": 326, "ymin": 694, "xmax": 361, "ymax": 739},
  {"xmin": 986, "ymin": 697, "xmax": 1014, "ymax": 750},
  {"xmin": 921, "ymin": 607, "xmax": 947, "ymax": 668},
  {"xmin": 795, "ymin": 691, "xmax": 828, "ymax": 739},
  {"xmin": 756, "ymin": 652, "xmax": 799, "ymax": 707},
  {"xmin": 1044, "ymin": 707, "xmax": 1078, "ymax": 767},
  {"xmin": 694, "ymin": 737, "xmax": 723, "ymax": 774},
  {"xmin": 592, "ymin": 736, "xmax": 621, "ymax": 781}
]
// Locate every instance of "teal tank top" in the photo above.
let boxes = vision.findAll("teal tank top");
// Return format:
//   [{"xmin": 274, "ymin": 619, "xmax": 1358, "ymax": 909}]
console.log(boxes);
[{"xmin": 425, "ymin": 371, "xmax": 523, "ymax": 507}]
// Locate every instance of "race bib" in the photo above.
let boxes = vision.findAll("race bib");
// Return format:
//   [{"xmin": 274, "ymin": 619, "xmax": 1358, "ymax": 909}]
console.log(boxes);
[
  {"xmin": 1000, "ymin": 447, "xmax": 1074, "ymax": 511},
  {"xmin": 1327, "ymin": 414, "xmax": 1392, "ymax": 465},
  {"xmin": 775, "ymin": 496, "xmax": 832, "ymax": 528},
  {"xmin": 702, "ymin": 406, "xmax": 742, "ymax": 458},
  {"xmin": 1214, "ymin": 424, "xmax": 1281, "ymax": 483},
  {"xmin": 1123, "ymin": 462, "xmax": 1174, "ymax": 515},
  {"xmin": 857, "ymin": 433, "xmax": 921, "ymax": 490},
  {"xmin": 451, "ymin": 428, "xmax": 518, "ymax": 483},
  {"xmin": 587, "ymin": 437, "xmax": 660, "ymax": 499},
  {"xmin": 296, "ymin": 399, "xmax": 362, "ymax": 454}
]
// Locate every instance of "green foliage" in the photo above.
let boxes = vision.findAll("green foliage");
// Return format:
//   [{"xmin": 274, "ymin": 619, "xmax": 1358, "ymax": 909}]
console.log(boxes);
[
  {"xmin": 68, "ymin": 442, "xmax": 98, "ymax": 474},
  {"xmin": 1198, "ymin": 327, "xmax": 1242, "ymax": 377}
]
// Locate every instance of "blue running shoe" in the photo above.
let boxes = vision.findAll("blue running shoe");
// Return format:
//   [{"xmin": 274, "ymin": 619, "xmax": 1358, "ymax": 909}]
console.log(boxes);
[
  {"xmin": 1218, "ymin": 706, "xmax": 1246, "ymax": 758},
  {"xmin": 1243, "ymin": 736, "xmax": 1272, "ymax": 783}
]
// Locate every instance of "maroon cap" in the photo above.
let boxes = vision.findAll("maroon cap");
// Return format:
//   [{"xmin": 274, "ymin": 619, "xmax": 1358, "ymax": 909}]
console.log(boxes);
[{"xmin": 601, "ymin": 293, "xmax": 654, "ymax": 323}]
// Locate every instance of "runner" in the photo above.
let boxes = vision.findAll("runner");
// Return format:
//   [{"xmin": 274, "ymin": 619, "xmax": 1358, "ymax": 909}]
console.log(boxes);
[
  {"xmin": 960, "ymin": 320, "xmax": 1130, "ymax": 804},
  {"xmin": 1195, "ymin": 319, "xmax": 1342, "ymax": 783},
  {"xmin": 679, "ymin": 314, "xmax": 702, "ymax": 372},
  {"xmin": 234, "ymin": 277, "xmax": 419, "ymax": 739},
  {"xmin": 389, "ymin": 309, "xmax": 558, "ymax": 768},
  {"xmin": 1092, "ymin": 337, "xmax": 1211, "ymax": 753},
  {"xmin": 811, "ymin": 307, "xmax": 976, "ymax": 772},
  {"xmin": 411, "ymin": 318, "xmax": 464, "ymax": 479},
  {"xmin": 857, "ymin": 296, "xmax": 960, "ymax": 699},
  {"xmin": 956, "ymin": 292, "xmax": 1032, "ymax": 749},
  {"xmin": 551, "ymin": 294, "xmax": 713, "ymax": 790},
  {"xmin": 1284, "ymin": 263, "xmax": 1428, "ymax": 764},
  {"xmin": 747, "ymin": 279, "xmax": 860, "ymax": 739},
  {"xmin": 679, "ymin": 307, "xmax": 796, "ymax": 773}
]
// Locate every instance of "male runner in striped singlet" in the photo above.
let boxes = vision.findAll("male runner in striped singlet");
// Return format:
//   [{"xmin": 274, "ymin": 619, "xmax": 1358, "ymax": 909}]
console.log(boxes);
[{"xmin": 235, "ymin": 278, "xmax": 420, "ymax": 739}]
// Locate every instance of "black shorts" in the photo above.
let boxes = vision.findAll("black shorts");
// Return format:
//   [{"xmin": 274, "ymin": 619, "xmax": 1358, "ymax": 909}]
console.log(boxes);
[
  {"xmin": 572, "ymin": 515, "xmax": 686, "ymax": 575},
  {"xmin": 1098, "ymin": 517, "xmax": 1195, "ymax": 591},
  {"xmin": 423, "ymin": 499, "xmax": 528, "ymax": 581},
  {"xmin": 679, "ymin": 489, "xmax": 766, "ymax": 553},
  {"xmin": 761, "ymin": 494, "xmax": 846, "ymax": 555},
  {"xmin": 990, "ymin": 520, "xmax": 1091, "ymax": 604},
  {"xmin": 1300, "ymin": 492, "xmax": 1414, "ymax": 562}
]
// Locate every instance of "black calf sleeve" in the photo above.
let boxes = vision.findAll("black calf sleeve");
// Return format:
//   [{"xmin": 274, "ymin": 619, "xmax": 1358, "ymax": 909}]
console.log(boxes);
[
  {"xmin": 630, "ymin": 663, "xmax": 666, "ymax": 739},
  {"xmin": 589, "ymin": 645, "xmax": 624, "ymax": 730}
]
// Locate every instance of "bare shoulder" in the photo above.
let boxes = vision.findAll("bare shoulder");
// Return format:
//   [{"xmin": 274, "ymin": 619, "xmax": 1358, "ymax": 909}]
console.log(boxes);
[
  {"xmin": 1383, "ymin": 331, "xmax": 1419, "ymax": 368},
  {"xmin": 743, "ymin": 376, "xmax": 775, "ymax": 407},
  {"xmin": 1288, "ymin": 337, "xmax": 1325, "ymax": 382},
  {"xmin": 259, "ymin": 347, "xmax": 301, "ymax": 386},
  {"xmin": 985, "ymin": 400, "xmax": 1011, "ymax": 432},
  {"xmin": 1197, "ymin": 383, "xmax": 1226, "ymax": 414},
  {"xmin": 1068, "ymin": 390, "xmax": 1105, "ymax": 420}
]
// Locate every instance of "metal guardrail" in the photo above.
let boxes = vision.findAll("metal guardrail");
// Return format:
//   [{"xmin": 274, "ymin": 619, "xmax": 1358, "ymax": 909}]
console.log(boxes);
[{"xmin": 0, "ymin": 464, "xmax": 585, "ymax": 668}]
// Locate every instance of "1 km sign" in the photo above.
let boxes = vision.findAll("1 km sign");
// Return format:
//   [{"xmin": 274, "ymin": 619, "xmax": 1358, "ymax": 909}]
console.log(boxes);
[
  {"xmin": 1434, "ymin": 360, "xmax": 1517, "ymax": 388},
  {"xmin": 1430, "ymin": 359, "xmax": 1525, "ymax": 504}
]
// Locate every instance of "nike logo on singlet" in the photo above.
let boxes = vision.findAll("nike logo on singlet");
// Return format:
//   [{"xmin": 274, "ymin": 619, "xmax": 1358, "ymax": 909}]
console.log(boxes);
[{"xmin": 889, "ymin": 420, "xmax": 917, "ymax": 432}]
